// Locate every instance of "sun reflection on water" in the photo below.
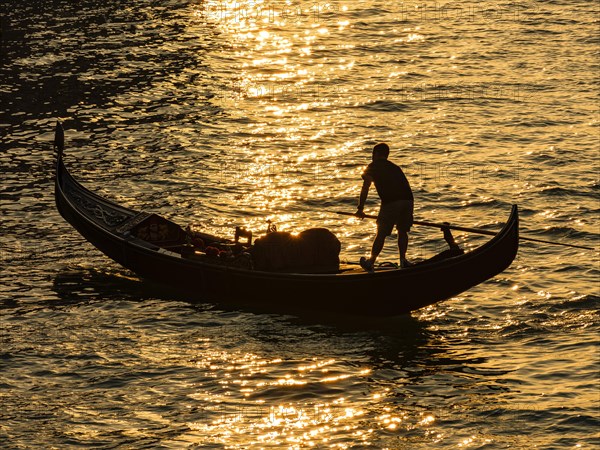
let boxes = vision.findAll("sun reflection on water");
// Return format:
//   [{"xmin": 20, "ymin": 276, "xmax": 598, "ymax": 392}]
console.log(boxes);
[{"xmin": 177, "ymin": 343, "xmax": 434, "ymax": 447}]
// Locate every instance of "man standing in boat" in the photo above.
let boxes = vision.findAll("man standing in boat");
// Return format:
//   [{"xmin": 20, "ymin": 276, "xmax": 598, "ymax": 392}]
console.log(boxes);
[{"xmin": 356, "ymin": 143, "xmax": 414, "ymax": 271}]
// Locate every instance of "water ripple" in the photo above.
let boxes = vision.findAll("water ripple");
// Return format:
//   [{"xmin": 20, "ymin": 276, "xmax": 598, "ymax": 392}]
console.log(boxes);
[{"xmin": 1, "ymin": 0, "xmax": 598, "ymax": 448}]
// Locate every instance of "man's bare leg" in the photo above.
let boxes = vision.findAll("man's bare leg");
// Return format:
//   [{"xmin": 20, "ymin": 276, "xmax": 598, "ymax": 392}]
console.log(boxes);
[
  {"xmin": 368, "ymin": 230, "xmax": 386, "ymax": 265},
  {"xmin": 398, "ymin": 231, "xmax": 411, "ymax": 267}
]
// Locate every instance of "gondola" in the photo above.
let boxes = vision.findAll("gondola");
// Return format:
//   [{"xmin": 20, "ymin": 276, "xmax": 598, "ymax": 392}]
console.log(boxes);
[{"xmin": 54, "ymin": 123, "xmax": 518, "ymax": 316}]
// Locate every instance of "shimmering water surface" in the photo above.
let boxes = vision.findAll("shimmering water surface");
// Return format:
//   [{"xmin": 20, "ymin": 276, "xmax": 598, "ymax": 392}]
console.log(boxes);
[{"xmin": 1, "ymin": 0, "xmax": 599, "ymax": 448}]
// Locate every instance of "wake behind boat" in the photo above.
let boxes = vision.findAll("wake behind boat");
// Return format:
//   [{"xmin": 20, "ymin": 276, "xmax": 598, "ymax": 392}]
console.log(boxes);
[{"xmin": 54, "ymin": 123, "xmax": 519, "ymax": 316}]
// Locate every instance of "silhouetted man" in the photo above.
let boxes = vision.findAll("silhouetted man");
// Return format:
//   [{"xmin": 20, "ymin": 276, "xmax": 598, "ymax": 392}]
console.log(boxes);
[{"xmin": 356, "ymin": 143, "xmax": 414, "ymax": 271}]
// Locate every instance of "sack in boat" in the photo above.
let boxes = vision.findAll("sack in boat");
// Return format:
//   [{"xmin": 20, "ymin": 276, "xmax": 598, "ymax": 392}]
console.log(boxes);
[{"xmin": 251, "ymin": 228, "xmax": 341, "ymax": 272}]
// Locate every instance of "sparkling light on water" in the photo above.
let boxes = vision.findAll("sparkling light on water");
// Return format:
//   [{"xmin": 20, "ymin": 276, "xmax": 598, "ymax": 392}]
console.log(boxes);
[{"xmin": 1, "ymin": 0, "xmax": 598, "ymax": 448}]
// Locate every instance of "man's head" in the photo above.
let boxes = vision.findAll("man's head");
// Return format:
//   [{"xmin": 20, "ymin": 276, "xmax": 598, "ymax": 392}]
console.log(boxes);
[{"xmin": 372, "ymin": 142, "xmax": 390, "ymax": 160}]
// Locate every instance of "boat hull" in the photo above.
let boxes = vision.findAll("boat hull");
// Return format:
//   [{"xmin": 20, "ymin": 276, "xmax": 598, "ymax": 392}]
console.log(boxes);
[{"xmin": 54, "ymin": 126, "xmax": 518, "ymax": 316}]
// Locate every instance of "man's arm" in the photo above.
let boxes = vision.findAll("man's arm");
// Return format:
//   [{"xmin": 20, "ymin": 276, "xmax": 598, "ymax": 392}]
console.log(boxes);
[{"xmin": 356, "ymin": 175, "xmax": 372, "ymax": 217}]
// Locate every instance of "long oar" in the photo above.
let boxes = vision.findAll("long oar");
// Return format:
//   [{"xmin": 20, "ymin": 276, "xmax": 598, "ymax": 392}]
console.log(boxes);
[{"xmin": 335, "ymin": 211, "xmax": 595, "ymax": 251}]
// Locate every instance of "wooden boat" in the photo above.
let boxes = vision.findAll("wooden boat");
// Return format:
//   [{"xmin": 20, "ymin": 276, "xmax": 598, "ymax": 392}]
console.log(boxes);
[{"xmin": 54, "ymin": 123, "xmax": 518, "ymax": 316}]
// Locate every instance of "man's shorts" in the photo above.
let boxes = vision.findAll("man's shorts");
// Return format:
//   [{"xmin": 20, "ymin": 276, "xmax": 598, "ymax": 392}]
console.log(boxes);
[{"xmin": 377, "ymin": 200, "xmax": 414, "ymax": 236}]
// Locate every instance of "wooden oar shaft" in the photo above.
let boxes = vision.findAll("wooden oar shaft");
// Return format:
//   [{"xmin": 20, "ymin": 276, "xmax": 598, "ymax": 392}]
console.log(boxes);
[
  {"xmin": 335, "ymin": 211, "xmax": 594, "ymax": 250},
  {"xmin": 509, "ymin": 235, "xmax": 593, "ymax": 250},
  {"xmin": 336, "ymin": 211, "xmax": 497, "ymax": 235}
]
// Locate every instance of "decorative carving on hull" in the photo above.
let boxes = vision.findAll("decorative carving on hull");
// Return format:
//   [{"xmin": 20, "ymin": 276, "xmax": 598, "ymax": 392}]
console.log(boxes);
[{"xmin": 65, "ymin": 182, "xmax": 131, "ymax": 228}]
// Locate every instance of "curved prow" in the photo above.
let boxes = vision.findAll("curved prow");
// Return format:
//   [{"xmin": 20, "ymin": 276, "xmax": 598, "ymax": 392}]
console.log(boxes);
[{"xmin": 54, "ymin": 121, "xmax": 65, "ymax": 161}]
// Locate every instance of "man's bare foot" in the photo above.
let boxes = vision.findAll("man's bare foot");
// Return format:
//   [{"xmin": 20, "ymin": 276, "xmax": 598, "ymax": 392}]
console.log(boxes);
[
  {"xmin": 360, "ymin": 257, "xmax": 375, "ymax": 273},
  {"xmin": 400, "ymin": 258, "xmax": 413, "ymax": 268}
]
